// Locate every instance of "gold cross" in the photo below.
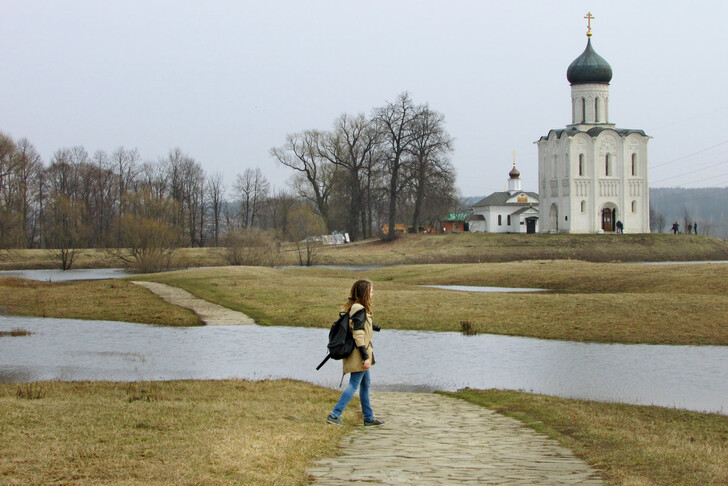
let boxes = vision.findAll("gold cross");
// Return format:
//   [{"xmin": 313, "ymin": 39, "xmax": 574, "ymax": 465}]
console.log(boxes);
[
  {"xmin": 585, "ymin": 12, "xmax": 594, "ymax": 37},
  {"xmin": 512, "ymin": 150, "xmax": 517, "ymax": 166}
]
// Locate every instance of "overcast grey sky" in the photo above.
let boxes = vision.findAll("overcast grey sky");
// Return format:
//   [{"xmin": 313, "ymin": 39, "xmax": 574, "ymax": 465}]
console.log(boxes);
[{"xmin": 2, "ymin": 0, "xmax": 727, "ymax": 196}]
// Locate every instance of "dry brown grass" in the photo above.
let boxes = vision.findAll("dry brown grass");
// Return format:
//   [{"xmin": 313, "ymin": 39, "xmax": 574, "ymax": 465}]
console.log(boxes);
[
  {"xmin": 0, "ymin": 379, "xmax": 350, "ymax": 485},
  {"xmin": 449, "ymin": 389, "xmax": 728, "ymax": 486},
  {"xmin": 2, "ymin": 233, "xmax": 727, "ymax": 271},
  {"xmin": 0, "ymin": 277, "xmax": 202, "ymax": 326},
  {"xmin": 144, "ymin": 261, "xmax": 728, "ymax": 345}
]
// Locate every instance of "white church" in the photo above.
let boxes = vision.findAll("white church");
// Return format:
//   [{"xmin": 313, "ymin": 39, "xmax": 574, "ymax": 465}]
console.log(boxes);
[
  {"xmin": 468, "ymin": 159, "xmax": 540, "ymax": 234},
  {"xmin": 536, "ymin": 14, "xmax": 650, "ymax": 234}
]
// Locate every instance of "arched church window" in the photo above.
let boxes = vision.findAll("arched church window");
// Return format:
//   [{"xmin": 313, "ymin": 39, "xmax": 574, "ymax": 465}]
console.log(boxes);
[
  {"xmin": 632, "ymin": 200, "xmax": 637, "ymax": 213},
  {"xmin": 605, "ymin": 154, "xmax": 611, "ymax": 176},
  {"xmin": 595, "ymin": 98, "xmax": 599, "ymax": 122},
  {"xmin": 498, "ymin": 215, "xmax": 502, "ymax": 226},
  {"xmin": 507, "ymin": 215, "xmax": 511, "ymax": 226},
  {"xmin": 581, "ymin": 97, "xmax": 586, "ymax": 123},
  {"xmin": 581, "ymin": 200, "xmax": 586, "ymax": 213},
  {"xmin": 631, "ymin": 153, "xmax": 637, "ymax": 176},
  {"xmin": 578, "ymin": 154, "xmax": 584, "ymax": 176}
]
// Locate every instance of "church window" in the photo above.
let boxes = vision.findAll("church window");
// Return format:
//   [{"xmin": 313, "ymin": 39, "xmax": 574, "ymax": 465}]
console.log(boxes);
[
  {"xmin": 631, "ymin": 153, "xmax": 637, "ymax": 176},
  {"xmin": 632, "ymin": 200, "xmax": 637, "ymax": 213},
  {"xmin": 498, "ymin": 215, "xmax": 502, "ymax": 226},
  {"xmin": 581, "ymin": 200, "xmax": 586, "ymax": 213},
  {"xmin": 578, "ymin": 154, "xmax": 584, "ymax": 176},
  {"xmin": 581, "ymin": 97, "xmax": 586, "ymax": 123},
  {"xmin": 595, "ymin": 98, "xmax": 599, "ymax": 122},
  {"xmin": 507, "ymin": 215, "xmax": 511, "ymax": 225},
  {"xmin": 605, "ymin": 154, "xmax": 611, "ymax": 176}
]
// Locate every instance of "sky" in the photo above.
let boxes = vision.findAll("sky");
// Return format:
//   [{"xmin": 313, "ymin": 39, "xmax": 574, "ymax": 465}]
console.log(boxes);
[{"xmin": 2, "ymin": 0, "xmax": 727, "ymax": 197}]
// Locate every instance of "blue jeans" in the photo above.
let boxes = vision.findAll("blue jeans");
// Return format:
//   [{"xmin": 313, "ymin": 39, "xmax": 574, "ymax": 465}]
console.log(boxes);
[{"xmin": 331, "ymin": 370, "xmax": 373, "ymax": 421}]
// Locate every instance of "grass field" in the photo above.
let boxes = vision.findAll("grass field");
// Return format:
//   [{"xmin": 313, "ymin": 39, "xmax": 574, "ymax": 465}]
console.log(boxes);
[
  {"xmin": 136, "ymin": 260, "xmax": 728, "ymax": 345},
  {"xmin": 2, "ymin": 233, "xmax": 727, "ymax": 270},
  {"xmin": 447, "ymin": 389, "xmax": 728, "ymax": 486},
  {"xmin": 3, "ymin": 259, "xmax": 727, "ymax": 344},
  {"xmin": 0, "ymin": 380, "xmax": 348, "ymax": 485}
]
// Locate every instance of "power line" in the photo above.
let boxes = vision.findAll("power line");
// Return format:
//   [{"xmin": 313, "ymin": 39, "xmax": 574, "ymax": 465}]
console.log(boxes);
[
  {"xmin": 648, "ymin": 139, "xmax": 728, "ymax": 170},
  {"xmin": 651, "ymin": 158, "xmax": 728, "ymax": 184}
]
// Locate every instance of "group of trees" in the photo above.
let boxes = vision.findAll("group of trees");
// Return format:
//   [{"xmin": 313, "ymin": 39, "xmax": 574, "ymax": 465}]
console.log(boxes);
[
  {"xmin": 0, "ymin": 92, "xmax": 459, "ymax": 262},
  {"xmin": 271, "ymin": 92, "xmax": 459, "ymax": 241},
  {"xmin": 0, "ymin": 132, "xmax": 310, "ymax": 256}
]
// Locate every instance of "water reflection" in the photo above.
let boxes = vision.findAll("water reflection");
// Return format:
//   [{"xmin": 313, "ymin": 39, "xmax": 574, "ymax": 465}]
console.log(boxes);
[
  {"xmin": 0, "ymin": 268, "xmax": 133, "ymax": 281},
  {"xmin": 422, "ymin": 285, "xmax": 548, "ymax": 293},
  {"xmin": 1, "ymin": 315, "xmax": 727, "ymax": 414}
]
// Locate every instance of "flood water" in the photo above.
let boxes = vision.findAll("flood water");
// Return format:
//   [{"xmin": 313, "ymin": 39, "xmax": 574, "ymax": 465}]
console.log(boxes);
[
  {"xmin": 0, "ymin": 268, "xmax": 133, "ymax": 281},
  {"xmin": 2, "ymin": 315, "xmax": 727, "ymax": 415}
]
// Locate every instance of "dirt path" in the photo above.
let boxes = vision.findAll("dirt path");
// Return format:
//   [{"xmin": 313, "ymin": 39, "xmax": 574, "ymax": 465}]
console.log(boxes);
[
  {"xmin": 131, "ymin": 281, "xmax": 255, "ymax": 326},
  {"xmin": 309, "ymin": 392, "xmax": 604, "ymax": 485}
]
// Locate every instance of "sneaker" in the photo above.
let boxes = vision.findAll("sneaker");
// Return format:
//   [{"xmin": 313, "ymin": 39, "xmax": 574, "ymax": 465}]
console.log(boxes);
[
  {"xmin": 363, "ymin": 417, "xmax": 384, "ymax": 427},
  {"xmin": 326, "ymin": 414, "xmax": 344, "ymax": 426}
]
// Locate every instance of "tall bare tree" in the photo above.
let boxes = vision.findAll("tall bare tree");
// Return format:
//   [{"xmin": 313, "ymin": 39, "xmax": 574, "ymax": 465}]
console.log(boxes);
[
  {"xmin": 235, "ymin": 167, "xmax": 270, "ymax": 228},
  {"xmin": 372, "ymin": 92, "xmax": 422, "ymax": 241},
  {"xmin": 405, "ymin": 106, "xmax": 455, "ymax": 231},
  {"xmin": 319, "ymin": 113, "xmax": 380, "ymax": 241},
  {"xmin": 206, "ymin": 172, "xmax": 225, "ymax": 246},
  {"xmin": 271, "ymin": 130, "xmax": 337, "ymax": 227}
]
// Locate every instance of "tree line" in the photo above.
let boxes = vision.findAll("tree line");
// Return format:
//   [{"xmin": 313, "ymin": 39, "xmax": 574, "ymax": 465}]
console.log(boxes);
[{"xmin": 0, "ymin": 92, "xmax": 459, "ymax": 255}]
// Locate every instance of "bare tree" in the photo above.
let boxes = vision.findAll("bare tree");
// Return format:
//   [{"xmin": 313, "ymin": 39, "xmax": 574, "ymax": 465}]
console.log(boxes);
[
  {"xmin": 405, "ymin": 106, "xmax": 455, "ymax": 231},
  {"xmin": 235, "ymin": 167, "xmax": 270, "ymax": 228},
  {"xmin": 271, "ymin": 130, "xmax": 337, "ymax": 226},
  {"xmin": 206, "ymin": 172, "xmax": 225, "ymax": 246},
  {"xmin": 287, "ymin": 204, "xmax": 326, "ymax": 266},
  {"xmin": 372, "ymin": 92, "xmax": 422, "ymax": 241},
  {"xmin": 319, "ymin": 113, "xmax": 380, "ymax": 241}
]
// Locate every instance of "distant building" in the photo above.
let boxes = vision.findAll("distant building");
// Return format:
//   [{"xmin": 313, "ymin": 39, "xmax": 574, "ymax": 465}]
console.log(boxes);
[
  {"xmin": 469, "ymin": 162, "xmax": 540, "ymax": 234},
  {"xmin": 536, "ymin": 13, "xmax": 650, "ymax": 233},
  {"xmin": 441, "ymin": 214, "xmax": 469, "ymax": 232}
]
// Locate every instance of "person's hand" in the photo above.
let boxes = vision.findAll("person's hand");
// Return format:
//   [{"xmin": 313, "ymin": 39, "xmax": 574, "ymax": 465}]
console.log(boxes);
[{"xmin": 362, "ymin": 359, "xmax": 371, "ymax": 370}]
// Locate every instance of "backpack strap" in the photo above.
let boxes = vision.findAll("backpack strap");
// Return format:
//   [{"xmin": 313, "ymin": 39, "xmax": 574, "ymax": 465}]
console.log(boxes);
[{"xmin": 315, "ymin": 354, "xmax": 331, "ymax": 371}]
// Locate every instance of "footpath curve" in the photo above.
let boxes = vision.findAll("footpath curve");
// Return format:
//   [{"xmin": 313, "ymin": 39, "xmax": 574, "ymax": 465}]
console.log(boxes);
[
  {"xmin": 309, "ymin": 392, "xmax": 604, "ymax": 485},
  {"xmin": 131, "ymin": 282, "xmax": 603, "ymax": 483},
  {"xmin": 131, "ymin": 281, "xmax": 255, "ymax": 326}
]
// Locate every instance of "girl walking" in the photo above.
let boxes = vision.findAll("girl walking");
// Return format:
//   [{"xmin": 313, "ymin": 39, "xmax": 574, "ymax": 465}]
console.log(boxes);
[{"xmin": 327, "ymin": 279, "xmax": 384, "ymax": 426}]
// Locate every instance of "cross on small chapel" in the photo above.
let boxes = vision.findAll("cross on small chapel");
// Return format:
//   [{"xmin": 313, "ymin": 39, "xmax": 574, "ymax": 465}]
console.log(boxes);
[
  {"xmin": 512, "ymin": 150, "xmax": 517, "ymax": 166},
  {"xmin": 584, "ymin": 12, "xmax": 594, "ymax": 37}
]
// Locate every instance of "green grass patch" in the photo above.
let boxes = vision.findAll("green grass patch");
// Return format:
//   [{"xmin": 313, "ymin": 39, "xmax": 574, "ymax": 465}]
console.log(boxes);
[{"xmin": 445, "ymin": 389, "xmax": 728, "ymax": 485}]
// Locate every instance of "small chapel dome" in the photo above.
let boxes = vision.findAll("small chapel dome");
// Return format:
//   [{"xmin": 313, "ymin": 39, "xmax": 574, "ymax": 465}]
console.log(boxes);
[
  {"xmin": 567, "ymin": 37, "xmax": 612, "ymax": 85},
  {"xmin": 509, "ymin": 164, "xmax": 520, "ymax": 179}
]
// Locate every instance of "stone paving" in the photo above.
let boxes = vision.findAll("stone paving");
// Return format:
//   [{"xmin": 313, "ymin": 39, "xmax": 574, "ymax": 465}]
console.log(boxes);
[
  {"xmin": 309, "ymin": 392, "xmax": 604, "ymax": 485},
  {"xmin": 131, "ymin": 281, "xmax": 255, "ymax": 326}
]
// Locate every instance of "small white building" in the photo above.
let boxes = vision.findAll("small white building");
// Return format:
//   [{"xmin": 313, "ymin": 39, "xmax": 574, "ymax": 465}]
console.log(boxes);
[
  {"xmin": 536, "ymin": 16, "xmax": 650, "ymax": 234},
  {"xmin": 469, "ymin": 163, "xmax": 540, "ymax": 234}
]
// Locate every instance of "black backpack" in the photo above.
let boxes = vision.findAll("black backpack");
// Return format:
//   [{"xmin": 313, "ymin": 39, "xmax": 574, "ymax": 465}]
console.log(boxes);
[{"xmin": 316, "ymin": 311, "xmax": 355, "ymax": 370}]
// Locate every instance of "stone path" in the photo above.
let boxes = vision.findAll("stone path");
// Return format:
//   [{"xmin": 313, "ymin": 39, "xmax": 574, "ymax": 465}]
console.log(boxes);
[
  {"xmin": 308, "ymin": 392, "xmax": 604, "ymax": 485},
  {"xmin": 131, "ymin": 281, "xmax": 255, "ymax": 326}
]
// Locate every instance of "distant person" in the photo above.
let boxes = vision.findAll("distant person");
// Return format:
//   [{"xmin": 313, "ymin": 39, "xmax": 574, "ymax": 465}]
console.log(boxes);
[
  {"xmin": 616, "ymin": 220, "xmax": 623, "ymax": 234},
  {"xmin": 688, "ymin": 224, "xmax": 693, "ymax": 234},
  {"xmin": 694, "ymin": 222, "xmax": 698, "ymax": 235},
  {"xmin": 327, "ymin": 279, "xmax": 384, "ymax": 427},
  {"xmin": 672, "ymin": 222, "xmax": 679, "ymax": 234}
]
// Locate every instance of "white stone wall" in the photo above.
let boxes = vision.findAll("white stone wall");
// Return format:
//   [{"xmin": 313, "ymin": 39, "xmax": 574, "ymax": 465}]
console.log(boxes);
[{"xmin": 538, "ymin": 129, "xmax": 650, "ymax": 233}]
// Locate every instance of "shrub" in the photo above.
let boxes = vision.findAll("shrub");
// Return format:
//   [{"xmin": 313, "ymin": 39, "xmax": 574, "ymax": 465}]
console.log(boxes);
[{"xmin": 223, "ymin": 227, "xmax": 280, "ymax": 266}]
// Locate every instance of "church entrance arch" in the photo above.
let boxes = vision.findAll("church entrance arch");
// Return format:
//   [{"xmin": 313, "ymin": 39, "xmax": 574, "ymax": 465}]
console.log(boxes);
[
  {"xmin": 601, "ymin": 204, "xmax": 617, "ymax": 232},
  {"xmin": 549, "ymin": 204, "xmax": 558, "ymax": 232}
]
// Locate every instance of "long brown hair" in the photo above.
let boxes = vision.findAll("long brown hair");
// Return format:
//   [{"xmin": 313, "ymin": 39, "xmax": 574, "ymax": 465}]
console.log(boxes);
[{"xmin": 343, "ymin": 279, "xmax": 372, "ymax": 314}]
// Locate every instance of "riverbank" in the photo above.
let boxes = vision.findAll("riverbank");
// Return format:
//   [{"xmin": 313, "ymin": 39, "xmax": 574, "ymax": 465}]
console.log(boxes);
[
  {"xmin": 448, "ymin": 389, "xmax": 728, "ymax": 485},
  {"xmin": 3, "ymin": 260, "xmax": 728, "ymax": 344},
  {"xmin": 2, "ymin": 233, "xmax": 727, "ymax": 270},
  {"xmin": 142, "ymin": 261, "xmax": 728, "ymax": 345},
  {"xmin": 2, "ymin": 380, "xmax": 725, "ymax": 485}
]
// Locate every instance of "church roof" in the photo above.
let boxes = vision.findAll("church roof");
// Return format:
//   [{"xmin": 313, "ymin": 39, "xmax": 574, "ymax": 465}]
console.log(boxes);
[
  {"xmin": 538, "ymin": 126, "xmax": 648, "ymax": 141},
  {"xmin": 511, "ymin": 206, "xmax": 539, "ymax": 216},
  {"xmin": 567, "ymin": 37, "xmax": 612, "ymax": 85},
  {"xmin": 472, "ymin": 191, "xmax": 539, "ymax": 208}
]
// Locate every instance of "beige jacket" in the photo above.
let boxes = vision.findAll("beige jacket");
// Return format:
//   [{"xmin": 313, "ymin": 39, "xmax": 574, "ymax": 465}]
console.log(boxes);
[{"xmin": 342, "ymin": 303, "xmax": 375, "ymax": 374}]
